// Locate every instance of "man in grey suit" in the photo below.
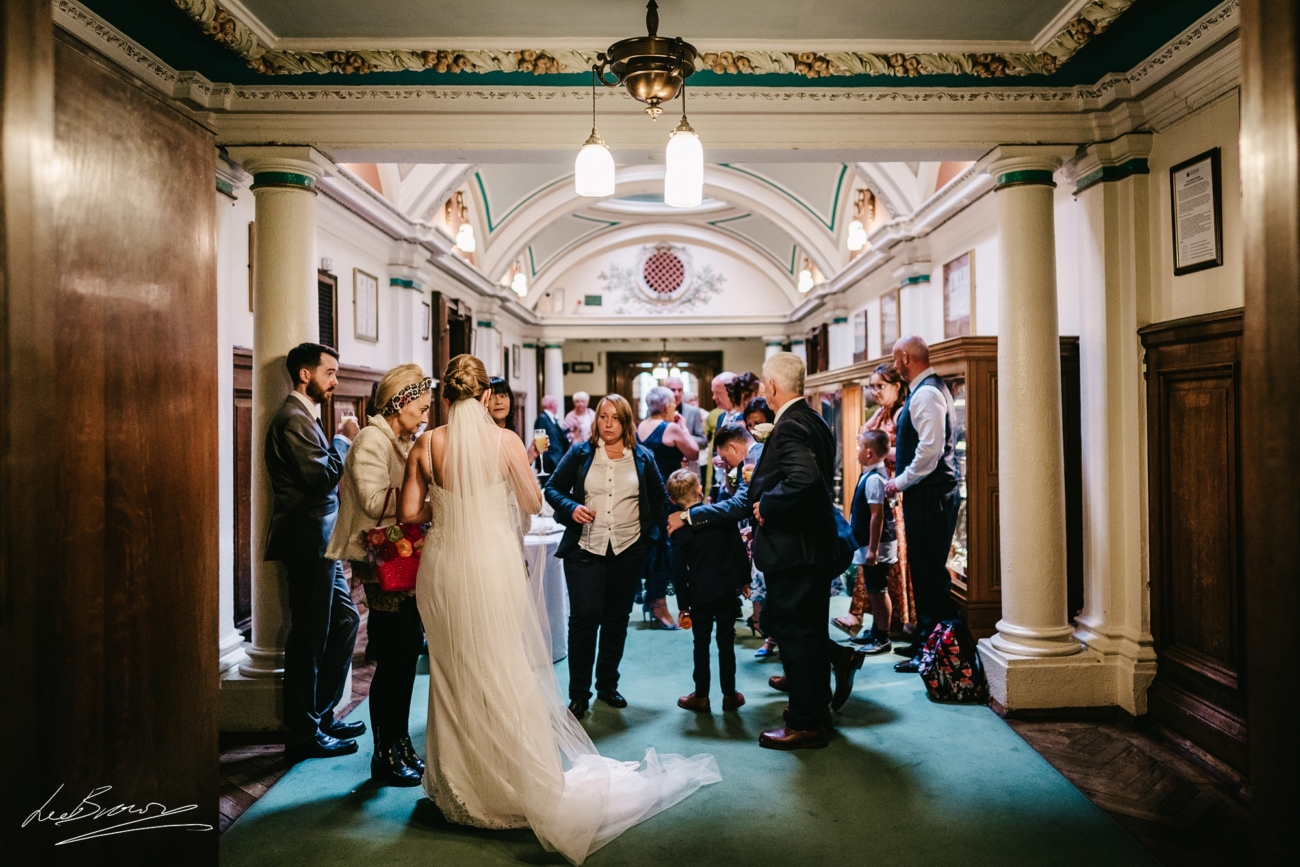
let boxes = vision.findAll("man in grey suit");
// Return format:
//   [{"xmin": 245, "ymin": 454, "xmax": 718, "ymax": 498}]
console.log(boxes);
[
  {"xmin": 266, "ymin": 342, "xmax": 363, "ymax": 761},
  {"xmin": 665, "ymin": 376, "xmax": 707, "ymax": 451}
]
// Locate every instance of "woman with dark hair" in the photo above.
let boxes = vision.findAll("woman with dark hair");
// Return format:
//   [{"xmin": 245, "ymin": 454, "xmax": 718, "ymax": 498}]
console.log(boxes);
[
  {"xmin": 834, "ymin": 363, "xmax": 918, "ymax": 643},
  {"xmin": 742, "ymin": 396, "xmax": 775, "ymax": 430},
  {"xmin": 487, "ymin": 376, "xmax": 542, "ymax": 462},
  {"xmin": 544, "ymin": 394, "xmax": 671, "ymax": 719},
  {"xmin": 725, "ymin": 371, "xmax": 762, "ymax": 414}
]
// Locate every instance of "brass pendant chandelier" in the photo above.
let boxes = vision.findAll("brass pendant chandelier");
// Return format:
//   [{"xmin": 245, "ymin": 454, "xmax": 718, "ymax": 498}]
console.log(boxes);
[{"xmin": 595, "ymin": 1, "xmax": 698, "ymax": 120}]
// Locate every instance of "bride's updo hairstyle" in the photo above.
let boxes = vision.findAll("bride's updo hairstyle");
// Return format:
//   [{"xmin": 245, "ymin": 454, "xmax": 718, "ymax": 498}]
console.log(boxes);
[{"xmin": 442, "ymin": 354, "xmax": 489, "ymax": 403}]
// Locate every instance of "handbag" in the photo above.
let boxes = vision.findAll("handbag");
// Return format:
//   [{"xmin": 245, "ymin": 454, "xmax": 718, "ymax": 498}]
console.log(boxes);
[{"xmin": 361, "ymin": 487, "xmax": 426, "ymax": 593}]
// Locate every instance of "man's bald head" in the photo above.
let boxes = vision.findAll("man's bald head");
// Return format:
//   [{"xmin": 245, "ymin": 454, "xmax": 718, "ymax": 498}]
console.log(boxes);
[{"xmin": 892, "ymin": 335, "xmax": 930, "ymax": 381}]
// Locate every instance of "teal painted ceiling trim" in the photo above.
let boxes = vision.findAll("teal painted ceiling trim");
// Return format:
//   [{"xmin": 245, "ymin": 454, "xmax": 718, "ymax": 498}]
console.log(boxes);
[
  {"xmin": 526, "ymin": 214, "xmax": 618, "ymax": 278},
  {"xmin": 707, "ymin": 213, "xmax": 799, "ymax": 275},
  {"xmin": 474, "ymin": 171, "xmax": 572, "ymax": 234},
  {"xmin": 717, "ymin": 163, "xmax": 847, "ymax": 233}
]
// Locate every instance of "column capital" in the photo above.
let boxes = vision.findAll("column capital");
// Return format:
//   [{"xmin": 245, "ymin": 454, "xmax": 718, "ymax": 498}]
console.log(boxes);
[
  {"xmin": 762, "ymin": 335, "xmax": 787, "ymax": 346},
  {"xmin": 225, "ymin": 146, "xmax": 335, "ymax": 193},
  {"xmin": 542, "ymin": 339, "xmax": 565, "ymax": 349},
  {"xmin": 981, "ymin": 144, "xmax": 1077, "ymax": 191},
  {"xmin": 1066, "ymin": 133, "xmax": 1154, "ymax": 194}
]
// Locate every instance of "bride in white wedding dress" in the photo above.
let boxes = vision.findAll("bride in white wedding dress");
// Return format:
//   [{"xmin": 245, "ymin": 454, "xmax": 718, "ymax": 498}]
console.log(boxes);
[{"xmin": 399, "ymin": 355, "xmax": 719, "ymax": 865}]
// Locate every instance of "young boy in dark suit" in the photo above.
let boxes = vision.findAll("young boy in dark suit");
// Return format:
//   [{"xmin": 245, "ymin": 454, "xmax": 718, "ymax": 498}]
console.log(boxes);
[{"xmin": 667, "ymin": 469, "xmax": 750, "ymax": 713}]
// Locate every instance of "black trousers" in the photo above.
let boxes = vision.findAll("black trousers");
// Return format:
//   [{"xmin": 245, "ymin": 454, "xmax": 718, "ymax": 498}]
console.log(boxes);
[
  {"xmin": 690, "ymin": 594, "xmax": 740, "ymax": 696},
  {"xmin": 902, "ymin": 484, "xmax": 962, "ymax": 642},
  {"xmin": 283, "ymin": 559, "xmax": 360, "ymax": 742},
  {"xmin": 563, "ymin": 538, "xmax": 649, "ymax": 701},
  {"xmin": 764, "ymin": 565, "xmax": 837, "ymax": 732},
  {"xmin": 365, "ymin": 595, "xmax": 424, "ymax": 749}
]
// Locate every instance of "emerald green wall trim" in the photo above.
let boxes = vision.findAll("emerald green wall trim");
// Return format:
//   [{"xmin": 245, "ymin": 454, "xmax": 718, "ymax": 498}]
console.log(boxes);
[
  {"xmin": 765, "ymin": 340, "xmax": 784, "ymax": 347},
  {"xmin": 251, "ymin": 171, "xmax": 316, "ymax": 191},
  {"xmin": 1073, "ymin": 158, "xmax": 1150, "ymax": 194},
  {"xmin": 474, "ymin": 171, "xmax": 571, "ymax": 234},
  {"xmin": 995, "ymin": 169, "xmax": 1057, "ymax": 191},
  {"xmin": 899, "ymin": 274, "xmax": 931, "ymax": 287},
  {"xmin": 791, "ymin": 339, "xmax": 805, "ymax": 345},
  {"xmin": 543, "ymin": 343, "xmax": 563, "ymax": 349},
  {"xmin": 832, "ymin": 316, "xmax": 848, "ymax": 324},
  {"xmin": 717, "ymin": 164, "xmax": 847, "ymax": 232},
  {"xmin": 476, "ymin": 319, "xmax": 493, "ymax": 328},
  {"xmin": 215, "ymin": 176, "xmax": 235, "ymax": 197},
  {"xmin": 389, "ymin": 277, "xmax": 421, "ymax": 290},
  {"xmin": 526, "ymin": 213, "xmax": 619, "ymax": 277},
  {"xmin": 707, "ymin": 213, "xmax": 799, "ymax": 274},
  {"xmin": 522, "ymin": 342, "xmax": 536, "ymax": 349}
]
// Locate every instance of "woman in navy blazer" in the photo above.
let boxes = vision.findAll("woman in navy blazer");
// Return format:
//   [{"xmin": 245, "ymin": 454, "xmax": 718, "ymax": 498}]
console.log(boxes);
[{"xmin": 544, "ymin": 394, "xmax": 669, "ymax": 720}]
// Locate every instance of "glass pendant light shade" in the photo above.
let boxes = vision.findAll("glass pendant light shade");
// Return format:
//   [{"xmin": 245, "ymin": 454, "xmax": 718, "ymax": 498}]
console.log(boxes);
[
  {"xmin": 664, "ymin": 119, "xmax": 703, "ymax": 208},
  {"xmin": 455, "ymin": 222, "xmax": 476, "ymax": 253},
  {"xmin": 575, "ymin": 132, "xmax": 616, "ymax": 197},
  {"xmin": 846, "ymin": 218, "xmax": 868, "ymax": 251},
  {"xmin": 511, "ymin": 271, "xmax": 528, "ymax": 297},
  {"xmin": 798, "ymin": 266, "xmax": 815, "ymax": 293}
]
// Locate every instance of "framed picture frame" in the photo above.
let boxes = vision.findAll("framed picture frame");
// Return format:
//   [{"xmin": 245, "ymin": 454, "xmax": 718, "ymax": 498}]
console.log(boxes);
[
  {"xmin": 1169, "ymin": 147, "xmax": 1223, "ymax": 276},
  {"xmin": 511, "ymin": 344, "xmax": 522, "ymax": 378},
  {"xmin": 422, "ymin": 301, "xmax": 431, "ymax": 341},
  {"xmin": 879, "ymin": 289, "xmax": 899, "ymax": 354},
  {"xmin": 943, "ymin": 251, "xmax": 974, "ymax": 339},
  {"xmin": 353, "ymin": 268, "xmax": 379, "ymax": 342}
]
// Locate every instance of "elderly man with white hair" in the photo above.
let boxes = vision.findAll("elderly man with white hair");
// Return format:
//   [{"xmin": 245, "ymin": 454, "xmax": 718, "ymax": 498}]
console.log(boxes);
[
  {"xmin": 563, "ymin": 390, "xmax": 597, "ymax": 446},
  {"xmin": 744, "ymin": 352, "xmax": 859, "ymax": 750}
]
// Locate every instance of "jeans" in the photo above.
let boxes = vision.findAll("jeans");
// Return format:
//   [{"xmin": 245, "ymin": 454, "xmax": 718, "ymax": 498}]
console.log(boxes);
[
  {"xmin": 282, "ymin": 559, "xmax": 360, "ymax": 742},
  {"xmin": 364, "ymin": 594, "xmax": 423, "ymax": 749},
  {"xmin": 901, "ymin": 483, "xmax": 962, "ymax": 642},
  {"xmin": 691, "ymin": 594, "xmax": 741, "ymax": 696},
  {"xmin": 563, "ymin": 538, "xmax": 649, "ymax": 701}
]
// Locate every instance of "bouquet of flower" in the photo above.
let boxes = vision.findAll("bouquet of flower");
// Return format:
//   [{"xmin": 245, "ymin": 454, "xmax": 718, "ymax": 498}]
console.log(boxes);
[{"xmin": 362, "ymin": 490, "xmax": 429, "ymax": 592}]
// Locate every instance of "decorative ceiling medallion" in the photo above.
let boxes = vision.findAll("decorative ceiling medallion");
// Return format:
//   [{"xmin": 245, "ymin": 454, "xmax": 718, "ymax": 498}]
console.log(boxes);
[
  {"xmin": 598, "ymin": 243, "xmax": 726, "ymax": 312},
  {"xmin": 172, "ymin": 0, "xmax": 1135, "ymax": 80}
]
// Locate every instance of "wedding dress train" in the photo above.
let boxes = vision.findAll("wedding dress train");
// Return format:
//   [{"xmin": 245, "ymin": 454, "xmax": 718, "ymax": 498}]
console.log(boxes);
[{"xmin": 415, "ymin": 398, "xmax": 719, "ymax": 865}]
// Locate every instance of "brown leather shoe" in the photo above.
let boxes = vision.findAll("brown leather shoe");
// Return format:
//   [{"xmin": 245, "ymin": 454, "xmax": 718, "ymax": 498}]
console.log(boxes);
[
  {"xmin": 768, "ymin": 675, "xmax": 790, "ymax": 692},
  {"xmin": 831, "ymin": 645, "xmax": 867, "ymax": 711},
  {"xmin": 721, "ymin": 692, "xmax": 745, "ymax": 711},
  {"xmin": 759, "ymin": 725, "xmax": 829, "ymax": 751},
  {"xmin": 783, "ymin": 705, "xmax": 834, "ymax": 731},
  {"xmin": 677, "ymin": 692, "xmax": 711, "ymax": 712}
]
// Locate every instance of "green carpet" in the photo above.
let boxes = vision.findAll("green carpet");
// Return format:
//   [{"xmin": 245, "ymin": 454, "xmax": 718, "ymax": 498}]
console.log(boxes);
[{"xmin": 221, "ymin": 600, "xmax": 1158, "ymax": 866}]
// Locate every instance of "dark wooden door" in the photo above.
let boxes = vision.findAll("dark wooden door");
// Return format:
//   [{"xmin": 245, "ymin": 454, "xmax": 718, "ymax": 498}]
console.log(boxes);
[
  {"xmin": 233, "ymin": 389, "xmax": 253, "ymax": 636},
  {"xmin": 1140, "ymin": 310, "xmax": 1246, "ymax": 771},
  {"xmin": 605, "ymin": 351, "xmax": 722, "ymax": 421}
]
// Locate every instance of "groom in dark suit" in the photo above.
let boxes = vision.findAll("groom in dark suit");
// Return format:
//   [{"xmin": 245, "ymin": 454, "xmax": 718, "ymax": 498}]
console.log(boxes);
[
  {"xmin": 265, "ymin": 342, "xmax": 363, "ymax": 761},
  {"xmin": 748, "ymin": 353, "xmax": 861, "ymax": 750}
]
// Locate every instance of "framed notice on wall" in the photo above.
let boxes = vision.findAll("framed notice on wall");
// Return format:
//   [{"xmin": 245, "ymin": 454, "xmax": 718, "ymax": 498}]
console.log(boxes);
[
  {"xmin": 879, "ymin": 289, "xmax": 899, "ymax": 352},
  {"xmin": 354, "ymin": 269, "xmax": 379, "ymax": 342},
  {"xmin": 943, "ymin": 251, "xmax": 974, "ymax": 339},
  {"xmin": 1169, "ymin": 148, "xmax": 1223, "ymax": 275},
  {"xmin": 422, "ymin": 301, "xmax": 431, "ymax": 340}
]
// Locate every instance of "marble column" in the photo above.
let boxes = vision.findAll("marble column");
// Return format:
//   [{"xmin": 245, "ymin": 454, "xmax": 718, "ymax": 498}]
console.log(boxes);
[
  {"xmin": 1065, "ymin": 134, "xmax": 1158, "ymax": 714},
  {"xmin": 543, "ymin": 341, "xmax": 565, "ymax": 403},
  {"xmin": 222, "ymin": 146, "xmax": 334, "ymax": 728},
  {"xmin": 977, "ymin": 146, "xmax": 1106, "ymax": 710},
  {"xmin": 763, "ymin": 336, "xmax": 785, "ymax": 360},
  {"xmin": 827, "ymin": 314, "xmax": 853, "ymax": 370},
  {"xmin": 789, "ymin": 339, "xmax": 807, "ymax": 365}
]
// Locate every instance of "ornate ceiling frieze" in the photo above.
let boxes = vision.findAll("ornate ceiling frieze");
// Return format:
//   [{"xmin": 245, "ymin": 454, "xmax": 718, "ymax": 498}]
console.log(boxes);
[{"xmin": 173, "ymin": 0, "xmax": 1135, "ymax": 80}]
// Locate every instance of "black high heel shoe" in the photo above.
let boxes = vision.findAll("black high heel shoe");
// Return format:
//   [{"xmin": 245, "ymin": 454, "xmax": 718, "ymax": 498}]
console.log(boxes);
[
  {"xmin": 745, "ymin": 614, "xmax": 764, "ymax": 638},
  {"xmin": 371, "ymin": 743, "xmax": 421, "ymax": 787},
  {"xmin": 397, "ymin": 735, "xmax": 424, "ymax": 775}
]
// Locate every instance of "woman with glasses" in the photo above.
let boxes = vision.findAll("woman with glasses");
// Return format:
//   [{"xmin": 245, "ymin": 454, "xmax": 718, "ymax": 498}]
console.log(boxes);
[{"xmin": 832, "ymin": 363, "xmax": 918, "ymax": 644}]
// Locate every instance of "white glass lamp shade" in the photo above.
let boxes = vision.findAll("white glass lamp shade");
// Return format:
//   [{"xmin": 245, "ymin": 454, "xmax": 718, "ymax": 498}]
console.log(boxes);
[
  {"xmin": 575, "ymin": 134, "xmax": 616, "ymax": 197},
  {"xmin": 652, "ymin": 365, "xmax": 669, "ymax": 380},
  {"xmin": 669, "ymin": 366, "xmax": 681, "ymax": 379},
  {"xmin": 664, "ymin": 122, "xmax": 703, "ymax": 208},
  {"xmin": 846, "ymin": 218, "xmax": 868, "ymax": 252},
  {"xmin": 511, "ymin": 271, "xmax": 528, "ymax": 297},
  {"xmin": 455, "ymin": 222, "xmax": 476, "ymax": 253},
  {"xmin": 798, "ymin": 267, "xmax": 815, "ymax": 293}
]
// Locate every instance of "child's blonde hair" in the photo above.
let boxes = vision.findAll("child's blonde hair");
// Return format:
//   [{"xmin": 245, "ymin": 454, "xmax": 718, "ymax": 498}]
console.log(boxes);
[{"xmin": 666, "ymin": 469, "xmax": 702, "ymax": 508}]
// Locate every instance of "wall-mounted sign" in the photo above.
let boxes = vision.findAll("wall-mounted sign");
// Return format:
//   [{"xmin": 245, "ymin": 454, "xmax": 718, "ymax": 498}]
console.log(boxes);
[
  {"xmin": 1170, "ymin": 147, "xmax": 1223, "ymax": 276},
  {"xmin": 570, "ymin": 361, "xmax": 595, "ymax": 374},
  {"xmin": 353, "ymin": 268, "xmax": 379, "ymax": 342}
]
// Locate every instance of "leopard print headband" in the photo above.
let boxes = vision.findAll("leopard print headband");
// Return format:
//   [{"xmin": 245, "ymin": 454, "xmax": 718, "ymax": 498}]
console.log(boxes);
[{"xmin": 382, "ymin": 377, "xmax": 433, "ymax": 416}]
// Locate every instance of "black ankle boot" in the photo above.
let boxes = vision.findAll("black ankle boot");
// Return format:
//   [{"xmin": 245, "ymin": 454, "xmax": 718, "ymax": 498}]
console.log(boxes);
[
  {"xmin": 371, "ymin": 743, "xmax": 421, "ymax": 787},
  {"xmin": 397, "ymin": 735, "xmax": 425, "ymax": 774}
]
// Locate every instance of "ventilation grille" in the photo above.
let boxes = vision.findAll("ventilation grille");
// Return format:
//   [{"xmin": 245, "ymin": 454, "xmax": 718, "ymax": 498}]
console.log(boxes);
[{"xmin": 642, "ymin": 250, "xmax": 685, "ymax": 296}]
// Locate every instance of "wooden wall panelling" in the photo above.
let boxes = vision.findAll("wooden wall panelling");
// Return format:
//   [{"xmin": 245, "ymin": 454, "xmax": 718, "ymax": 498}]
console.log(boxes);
[
  {"xmin": 1140, "ymin": 309, "xmax": 1246, "ymax": 772},
  {"xmin": 233, "ymin": 349, "xmax": 252, "ymax": 635}
]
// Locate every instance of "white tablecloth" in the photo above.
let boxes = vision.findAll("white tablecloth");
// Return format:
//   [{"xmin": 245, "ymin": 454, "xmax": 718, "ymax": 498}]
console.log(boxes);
[{"xmin": 524, "ymin": 528, "xmax": 568, "ymax": 663}]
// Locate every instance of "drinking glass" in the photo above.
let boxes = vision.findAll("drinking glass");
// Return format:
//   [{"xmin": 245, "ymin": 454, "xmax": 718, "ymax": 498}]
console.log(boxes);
[{"xmin": 532, "ymin": 429, "xmax": 549, "ymax": 476}]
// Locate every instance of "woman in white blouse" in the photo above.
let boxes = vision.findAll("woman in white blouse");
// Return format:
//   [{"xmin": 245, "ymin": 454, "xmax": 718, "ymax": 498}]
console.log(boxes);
[
  {"xmin": 543, "ymin": 394, "xmax": 669, "ymax": 721},
  {"xmin": 326, "ymin": 363, "xmax": 431, "ymax": 787}
]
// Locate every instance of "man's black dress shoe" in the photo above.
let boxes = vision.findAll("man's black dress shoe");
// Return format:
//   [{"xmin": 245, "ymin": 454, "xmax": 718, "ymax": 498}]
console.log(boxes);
[
  {"xmin": 894, "ymin": 643, "xmax": 921, "ymax": 658},
  {"xmin": 832, "ymin": 644, "xmax": 868, "ymax": 711},
  {"xmin": 894, "ymin": 658, "xmax": 921, "ymax": 673},
  {"xmin": 596, "ymin": 690, "xmax": 628, "ymax": 708},
  {"xmin": 397, "ymin": 735, "xmax": 425, "ymax": 774},
  {"xmin": 321, "ymin": 718, "xmax": 367, "ymax": 740},
  {"xmin": 568, "ymin": 698, "xmax": 589, "ymax": 719},
  {"xmin": 285, "ymin": 732, "xmax": 358, "ymax": 762},
  {"xmin": 371, "ymin": 743, "xmax": 422, "ymax": 787}
]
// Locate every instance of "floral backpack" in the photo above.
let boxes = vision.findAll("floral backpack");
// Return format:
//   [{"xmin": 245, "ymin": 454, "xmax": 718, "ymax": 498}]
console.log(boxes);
[{"xmin": 917, "ymin": 619, "xmax": 989, "ymax": 704}]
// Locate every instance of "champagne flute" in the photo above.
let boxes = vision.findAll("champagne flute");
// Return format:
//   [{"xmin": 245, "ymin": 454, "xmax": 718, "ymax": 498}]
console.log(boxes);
[
  {"xmin": 742, "ymin": 455, "xmax": 756, "ymax": 485},
  {"xmin": 532, "ymin": 428, "xmax": 549, "ymax": 476}
]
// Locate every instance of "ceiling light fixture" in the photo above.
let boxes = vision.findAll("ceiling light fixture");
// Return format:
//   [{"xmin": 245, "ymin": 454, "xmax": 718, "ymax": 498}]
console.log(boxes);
[
  {"xmin": 511, "ymin": 268, "xmax": 528, "ymax": 297},
  {"xmin": 574, "ymin": 69, "xmax": 616, "ymax": 197},
  {"xmin": 846, "ymin": 189, "xmax": 871, "ymax": 252},
  {"xmin": 594, "ymin": 1, "xmax": 697, "ymax": 121},
  {"xmin": 448, "ymin": 191, "xmax": 476, "ymax": 253},
  {"xmin": 663, "ymin": 83, "xmax": 703, "ymax": 208},
  {"xmin": 798, "ymin": 258, "xmax": 815, "ymax": 293}
]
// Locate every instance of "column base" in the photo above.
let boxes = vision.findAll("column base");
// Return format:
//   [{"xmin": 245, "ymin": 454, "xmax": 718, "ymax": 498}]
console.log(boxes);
[
  {"xmin": 978, "ymin": 639, "xmax": 1113, "ymax": 710},
  {"xmin": 1073, "ymin": 619, "xmax": 1158, "ymax": 715},
  {"xmin": 218, "ymin": 630, "xmax": 248, "ymax": 674},
  {"xmin": 220, "ymin": 664, "xmax": 352, "ymax": 733}
]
